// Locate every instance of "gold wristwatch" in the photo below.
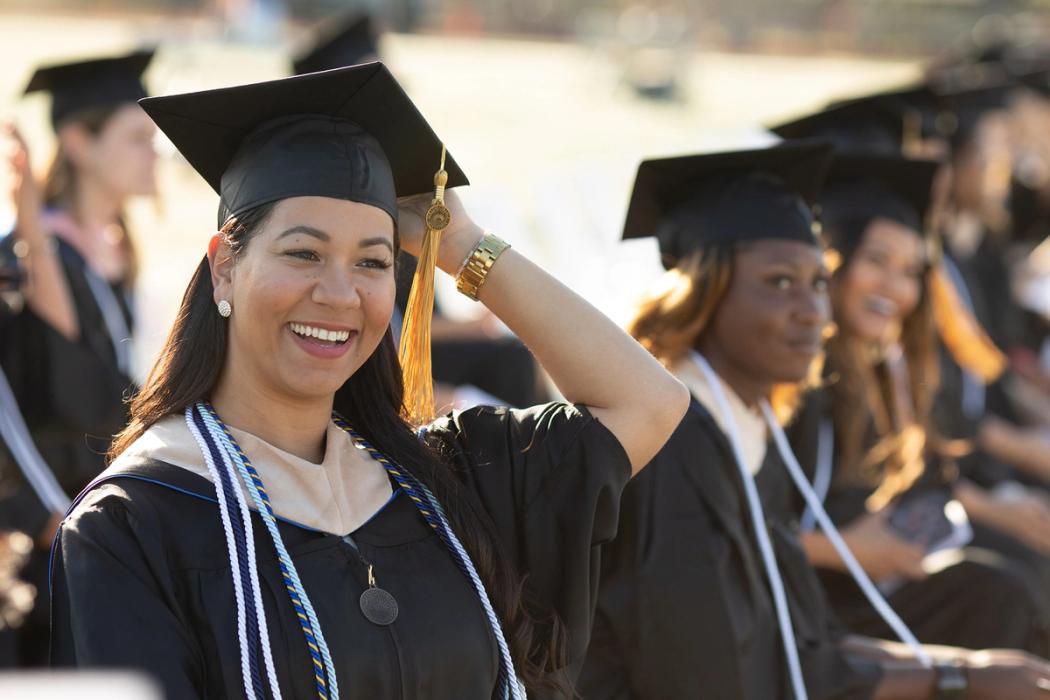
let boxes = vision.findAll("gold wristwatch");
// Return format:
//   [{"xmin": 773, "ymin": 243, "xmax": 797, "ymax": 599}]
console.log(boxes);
[{"xmin": 456, "ymin": 233, "xmax": 510, "ymax": 301}]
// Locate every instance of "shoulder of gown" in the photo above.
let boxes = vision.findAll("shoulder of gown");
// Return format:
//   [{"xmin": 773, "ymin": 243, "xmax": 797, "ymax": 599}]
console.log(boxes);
[{"xmin": 49, "ymin": 472, "xmax": 206, "ymax": 696}]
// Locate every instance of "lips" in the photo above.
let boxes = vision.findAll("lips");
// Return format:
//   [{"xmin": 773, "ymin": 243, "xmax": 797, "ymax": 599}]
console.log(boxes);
[
  {"xmin": 287, "ymin": 322, "xmax": 357, "ymax": 359},
  {"xmin": 786, "ymin": 337, "xmax": 824, "ymax": 355}
]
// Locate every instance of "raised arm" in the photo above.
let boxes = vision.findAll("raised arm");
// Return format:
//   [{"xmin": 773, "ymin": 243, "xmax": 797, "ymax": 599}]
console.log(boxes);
[
  {"xmin": 4, "ymin": 123, "xmax": 79, "ymax": 340},
  {"xmin": 398, "ymin": 190, "xmax": 689, "ymax": 473}
]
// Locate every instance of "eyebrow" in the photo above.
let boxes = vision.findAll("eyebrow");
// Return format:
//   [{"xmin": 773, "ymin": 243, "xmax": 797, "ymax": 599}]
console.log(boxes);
[
  {"xmin": 359, "ymin": 236, "xmax": 394, "ymax": 253},
  {"xmin": 277, "ymin": 225, "xmax": 329, "ymax": 241},
  {"xmin": 276, "ymin": 227, "xmax": 393, "ymax": 253}
]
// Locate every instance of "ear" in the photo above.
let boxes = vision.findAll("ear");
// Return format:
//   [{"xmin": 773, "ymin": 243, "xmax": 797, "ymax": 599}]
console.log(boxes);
[
  {"xmin": 57, "ymin": 122, "xmax": 95, "ymax": 169},
  {"xmin": 207, "ymin": 234, "xmax": 235, "ymax": 304}
]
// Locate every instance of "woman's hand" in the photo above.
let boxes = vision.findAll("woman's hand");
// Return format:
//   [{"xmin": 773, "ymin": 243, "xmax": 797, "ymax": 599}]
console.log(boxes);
[
  {"xmin": 965, "ymin": 648, "xmax": 1050, "ymax": 699},
  {"xmin": 840, "ymin": 512, "xmax": 927, "ymax": 581},
  {"xmin": 5, "ymin": 122, "xmax": 46, "ymax": 243},
  {"xmin": 3, "ymin": 121, "xmax": 79, "ymax": 339},
  {"xmin": 396, "ymin": 189, "xmax": 483, "ymax": 274}
]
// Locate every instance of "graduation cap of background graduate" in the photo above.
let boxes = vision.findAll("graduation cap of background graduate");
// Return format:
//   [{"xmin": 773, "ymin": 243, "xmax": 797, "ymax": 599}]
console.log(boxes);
[
  {"xmin": 139, "ymin": 61, "xmax": 467, "ymax": 227},
  {"xmin": 931, "ymin": 68, "xmax": 1019, "ymax": 150},
  {"xmin": 769, "ymin": 85, "xmax": 947, "ymax": 155},
  {"xmin": 623, "ymin": 140, "xmax": 834, "ymax": 269},
  {"xmin": 140, "ymin": 62, "xmax": 467, "ymax": 424},
  {"xmin": 819, "ymin": 152, "xmax": 940, "ymax": 236},
  {"xmin": 292, "ymin": 13, "xmax": 380, "ymax": 75},
  {"xmin": 24, "ymin": 48, "xmax": 154, "ymax": 128}
]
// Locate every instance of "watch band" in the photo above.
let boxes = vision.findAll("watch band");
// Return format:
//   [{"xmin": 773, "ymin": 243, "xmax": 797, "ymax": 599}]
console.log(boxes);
[
  {"xmin": 934, "ymin": 660, "xmax": 968, "ymax": 699},
  {"xmin": 456, "ymin": 233, "xmax": 510, "ymax": 301}
]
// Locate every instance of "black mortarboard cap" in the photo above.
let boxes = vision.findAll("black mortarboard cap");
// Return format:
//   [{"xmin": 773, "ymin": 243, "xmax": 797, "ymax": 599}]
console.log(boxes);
[
  {"xmin": 24, "ymin": 49, "xmax": 154, "ymax": 128},
  {"xmin": 770, "ymin": 85, "xmax": 945, "ymax": 154},
  {"xmin": 138, "ymin": 62, "xmax": 467, "ymax": 227},
  {"xmin": 623, "ymin": 141, "xmax": 834, "ymax": 268},
  {"xmin": 933, "ymin": 71, "xmax": 1017, "ymax": 150},
  {"xmin": 820, "ymin": 152, "xmax": 940, "ymax": 240},
  {"xmin": 293, "ymin": 13, "xmax": 379, "ymax": 75}
]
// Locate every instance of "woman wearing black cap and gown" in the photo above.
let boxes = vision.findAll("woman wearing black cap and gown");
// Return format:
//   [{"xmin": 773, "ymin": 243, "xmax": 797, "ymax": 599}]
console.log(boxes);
[
  {"xmin": 48, "ymin": 63, "xmax": 689, "ymax": 699},
  {"xmin": 1, "ymin": 48, "xmax": 157, "ymax": 666},
  {"xmin": 579, "ymin": 142, "xmax": 1050, "ymax": 700},
  {"xmin": 789, "ymin": 151, "xmax": 1050, "ymax": 655}
]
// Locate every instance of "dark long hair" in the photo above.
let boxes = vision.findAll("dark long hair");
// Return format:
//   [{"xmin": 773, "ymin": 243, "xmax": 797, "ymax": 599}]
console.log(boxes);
[
  {"xmin": 111, "ymin": 203, "xmax": 567, "ymax": 693},
  {"xmin": 44, "ymin": 105, "xmax": 140, "ymax": 286},
  {"xmin": 823, "ymin": 216, "xmax": 939, "ymax": 508}
]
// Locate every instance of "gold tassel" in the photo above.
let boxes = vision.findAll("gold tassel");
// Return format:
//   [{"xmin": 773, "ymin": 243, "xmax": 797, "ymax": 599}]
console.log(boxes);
[
  {"xmin": 398, "ymin": 146, "xmax": 452, "ymax": 427},
  {"xmin": 928, "ymin": 263, "xmax": 1008, "ymax": 384}
]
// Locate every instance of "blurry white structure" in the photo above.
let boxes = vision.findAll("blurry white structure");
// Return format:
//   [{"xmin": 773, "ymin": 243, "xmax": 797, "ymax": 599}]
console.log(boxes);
[{"xmin": 0, "ymin": 671, "xmax": 161, "ymax": 699}]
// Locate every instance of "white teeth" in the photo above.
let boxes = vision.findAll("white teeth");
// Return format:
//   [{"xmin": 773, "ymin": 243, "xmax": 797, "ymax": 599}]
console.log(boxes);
[
  {"xmin": 864, "ymin": 296, "xmax": 897, "ymax": 316},
  {"xmin": 290, "ymin": 323, "xmax": 351, "ymax": 343}
]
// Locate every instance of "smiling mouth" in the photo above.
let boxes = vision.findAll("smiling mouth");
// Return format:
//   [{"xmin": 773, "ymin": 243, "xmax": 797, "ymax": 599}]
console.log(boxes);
[
  {"xmin": 863, "ymin": 295, "xmax": 898, "ymax": 318},
  {"xmin": 289, "ymin": 322, "xmax": 353, "ymax": 346}
]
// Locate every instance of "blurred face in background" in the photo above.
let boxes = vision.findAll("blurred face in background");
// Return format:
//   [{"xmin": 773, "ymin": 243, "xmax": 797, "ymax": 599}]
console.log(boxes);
[
  {"xmin": 951, "ymin": 110, "xmax": 1014, "ymax": 229},
  {"xmin": 61, "ymin": 103, "xmax": 158, "ymax": 200},
  {"xmin": 834, "ymin": 219, "xmax": 925, "ymax": 345}
]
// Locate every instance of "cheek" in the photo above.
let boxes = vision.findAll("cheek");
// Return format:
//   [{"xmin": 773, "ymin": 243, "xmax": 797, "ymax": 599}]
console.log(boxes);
[
  {"xmin": 895, "ymin": 277, "xmax": 922, "ymax": 317},
  {"xmin": 840, "ymin": 263, "xmax": 877, "ymax": 311},
  {"xmin": 360, "ymin": 277, "xmax": 396, "ymax": 335}
]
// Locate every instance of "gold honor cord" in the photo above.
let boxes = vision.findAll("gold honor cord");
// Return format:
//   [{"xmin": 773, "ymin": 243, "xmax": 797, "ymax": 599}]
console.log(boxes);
[
  {"xmin": 399, "ymin": 146, "xmax": 451, "ymax": 426},
  {"xmin": 928, "ymin": 263, "xmax": 1008, "ymax": 384}
]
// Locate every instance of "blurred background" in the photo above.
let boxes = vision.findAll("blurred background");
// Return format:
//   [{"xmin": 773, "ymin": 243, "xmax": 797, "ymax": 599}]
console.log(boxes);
[{"xmin": 0, "ymin": 0, "xmax": 1044, "ymax": 375}]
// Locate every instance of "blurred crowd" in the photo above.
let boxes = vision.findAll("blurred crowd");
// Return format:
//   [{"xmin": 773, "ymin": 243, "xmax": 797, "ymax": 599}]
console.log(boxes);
[{"xmin": 0, "ymin": 5, "xmax": 1049, "ymax": 698}]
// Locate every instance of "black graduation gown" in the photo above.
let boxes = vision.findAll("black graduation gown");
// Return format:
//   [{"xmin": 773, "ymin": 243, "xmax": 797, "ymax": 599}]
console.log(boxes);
[
  {"xmin": 50, "ymin": 402, "xmax": 631, "ymax": 699},
  {"xmin": 579, "ymin": 400, "xmax": 882, "ymax": 700},
  {"xmin": 0, "ymin": 235, "xmax": 134, "ymax": 529},
  {"xmin": 0, "ymin": 235, "xmax": 134, "ymax": 666},
  {"xmin": 787, "ymin": 390, "xmax": 1050, "ymax": 654}
]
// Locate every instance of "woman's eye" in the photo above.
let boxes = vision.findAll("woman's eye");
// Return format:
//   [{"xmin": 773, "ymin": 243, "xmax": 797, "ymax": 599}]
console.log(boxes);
[
  {"xmin": 862, "ymin": 250, "xmax": 888, "ymax": 266},
  {"xmin": 813, "ymin": 276, "xmax": 830, "ymax": 292},
  {"xmin": 769, "ymin": 275, "xmax": 793, "ymax": 290},
  {"xmin": 359, "ymin": 258, "xmax": 393, "ymax": 270},
  {"xmin": 286, "ymin": 249, "xmax": 320, "ymax": 262}
]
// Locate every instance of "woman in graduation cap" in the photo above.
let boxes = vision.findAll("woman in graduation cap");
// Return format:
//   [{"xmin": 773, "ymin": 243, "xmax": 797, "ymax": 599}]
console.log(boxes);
[
  {"xmin": 579, "ymin": 142, "xmax": 1050, "ymax": 700},
  {"xmin": 789, "ymin": 151, "xmax": 1050, "ymax": 656},
  {"xmin": 48, "ymin": 63, "xmax": 689, "ymax": 699},
  {"xmin": 1, "ymin": 48, "xmax": 157, "ymax": 666}
]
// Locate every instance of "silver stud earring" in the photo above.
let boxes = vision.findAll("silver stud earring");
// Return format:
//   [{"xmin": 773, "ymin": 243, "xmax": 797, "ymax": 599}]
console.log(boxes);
[{"xmin": 217, "ymin": 299, "xmax": 232, "ymax": 318}]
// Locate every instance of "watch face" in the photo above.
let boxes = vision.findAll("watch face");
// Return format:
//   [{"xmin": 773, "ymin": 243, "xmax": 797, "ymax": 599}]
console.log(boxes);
[
  {"xmin": 425, "ymin": 203, "xmax": 451, "ymax": 231},
  {"xmin": 936, "ymin": 664, "xmax": 968, "ymax": 696}
]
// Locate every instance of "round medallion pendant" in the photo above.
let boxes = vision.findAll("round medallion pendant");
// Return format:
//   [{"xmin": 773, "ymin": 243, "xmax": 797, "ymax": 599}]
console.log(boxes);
[
  {"xmin": 425, "ymin": 203, "xmax": 451, "ymax": 231},
  {"xmin": 359, "ymin": 587, "xmax": 399, "ymax": 626}
]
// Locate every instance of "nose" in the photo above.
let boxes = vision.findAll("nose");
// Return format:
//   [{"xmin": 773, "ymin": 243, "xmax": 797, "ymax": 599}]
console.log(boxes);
[
  {"xmin": 792, "ymin": 287, "xmax": 828, "ymax": 328},
  {"xmin": 311, "ymin": 265, "xmax": 362, "ymax": 310}
]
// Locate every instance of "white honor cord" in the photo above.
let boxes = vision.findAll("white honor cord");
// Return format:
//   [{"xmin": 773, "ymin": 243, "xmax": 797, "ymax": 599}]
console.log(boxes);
[
  {"xmin": 759, "ymin": 400, "xmax": 932, "ymax": 668},
  {"xmin": 82, "ymin": 268, "xmax": 133, "ymax": 377},
  {"xmin": 0, "ymin": 366, "xmax": 70, "ymax": 512},
  {"xmin": 691, "ymin": 352, "xmax": 809, "ymax": 700},
  {"xmin": 210, "ymin": 420, "xmax": 285, "ymax": 700},
  {"xmin": 185, "ymin": 408, "xmax": 255, "ymax": 699},
  {"xmin": 798, "ymin": 418, "xmax": 833, "ymax": 533}
]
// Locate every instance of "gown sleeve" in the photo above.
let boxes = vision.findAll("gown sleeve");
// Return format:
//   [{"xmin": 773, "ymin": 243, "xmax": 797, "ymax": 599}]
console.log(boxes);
[
  {"xmin": 50, "ymin": 482, "xmax": 204, "ymax": 697},
  {"xmin": 424, "ymin": 402, "xmax": 632, "ymax": 672}
]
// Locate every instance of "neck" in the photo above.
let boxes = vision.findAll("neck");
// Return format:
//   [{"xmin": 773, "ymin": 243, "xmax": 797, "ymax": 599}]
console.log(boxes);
[
  {"xmin": 72, "ymin": 176, "xmax": 122, "ymax": 234},
  {"xmin": 210, "ymin": 365, "xmax": 332, "ymax": 464},
  {"xmin": 696, "ymin": 340, "xmax": 770, "ymax": 409}
]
